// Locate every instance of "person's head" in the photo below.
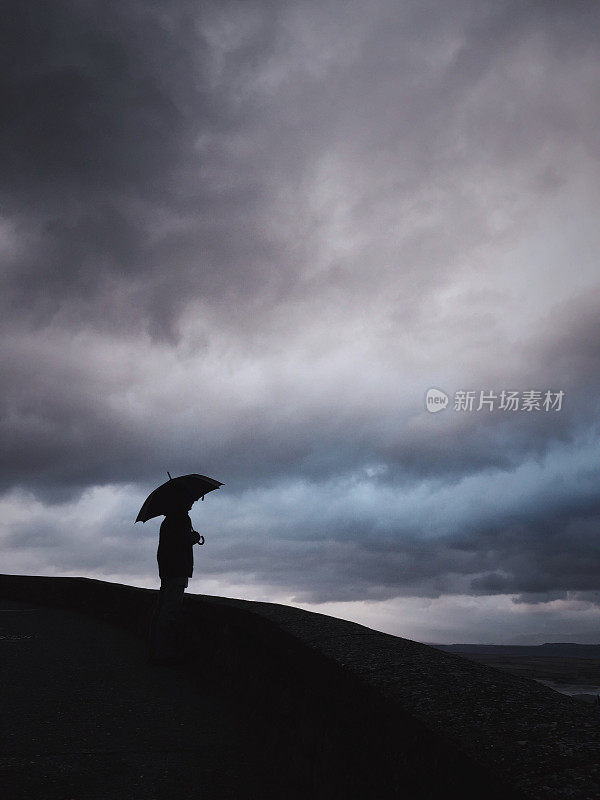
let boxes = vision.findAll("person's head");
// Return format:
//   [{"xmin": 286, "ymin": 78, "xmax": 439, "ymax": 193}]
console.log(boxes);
[{"xmin": 164, "ymin": 491, "xmax": 194, "ymax": 516}]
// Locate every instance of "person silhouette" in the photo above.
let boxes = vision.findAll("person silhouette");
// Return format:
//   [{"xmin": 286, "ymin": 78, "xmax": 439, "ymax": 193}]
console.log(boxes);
[{"xmin": 149, "ymin": 493, "xmax": 203, "ymax": 663}]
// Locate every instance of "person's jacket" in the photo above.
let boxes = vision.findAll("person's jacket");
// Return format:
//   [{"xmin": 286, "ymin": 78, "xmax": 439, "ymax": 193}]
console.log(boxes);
[{"xmin": 157, "ymin": 511, "xmax": 198, "ymax": 578}]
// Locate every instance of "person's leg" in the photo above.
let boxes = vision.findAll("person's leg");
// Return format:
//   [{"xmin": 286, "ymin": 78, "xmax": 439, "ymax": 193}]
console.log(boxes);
[
  {"xmin": 148, "ymin": 591, "xmax": 161, "ymax": 660},
  {"xmin": 151, "ymin": 578, "xmax": 189, "ymax": 661}
]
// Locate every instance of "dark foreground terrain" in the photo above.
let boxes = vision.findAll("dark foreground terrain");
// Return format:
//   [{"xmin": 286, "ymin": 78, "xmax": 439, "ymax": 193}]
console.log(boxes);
[
  {"xmin": 0, "ymin": 598, "xmax": 282, "ymax": 799},
  {"xmin": 3, "ymin": 575, "xmax": 600, "ymax": 800}
]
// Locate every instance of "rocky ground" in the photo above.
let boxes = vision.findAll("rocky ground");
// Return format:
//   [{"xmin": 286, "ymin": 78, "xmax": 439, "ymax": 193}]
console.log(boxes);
[{"xmin": 0, "ymin": 598, "xmax": 285, "ymax": 799}]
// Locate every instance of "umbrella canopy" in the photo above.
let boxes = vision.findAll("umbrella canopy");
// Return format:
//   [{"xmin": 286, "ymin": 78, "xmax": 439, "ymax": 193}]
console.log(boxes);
[{"xmin": 135, "ymin": 473, "xmax": 224, "ymax": 523}]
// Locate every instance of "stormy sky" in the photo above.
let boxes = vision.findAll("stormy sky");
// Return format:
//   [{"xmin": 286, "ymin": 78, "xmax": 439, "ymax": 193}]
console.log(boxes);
[{"xmin": 2, "ymin": 0, "xmax": 600, "ymax": 644}]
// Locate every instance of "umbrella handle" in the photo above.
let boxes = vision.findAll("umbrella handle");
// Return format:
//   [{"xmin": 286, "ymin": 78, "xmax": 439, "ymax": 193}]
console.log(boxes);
[{"xmin": 198, "ymin": 535, "xmax": 205, "ymax": 545}]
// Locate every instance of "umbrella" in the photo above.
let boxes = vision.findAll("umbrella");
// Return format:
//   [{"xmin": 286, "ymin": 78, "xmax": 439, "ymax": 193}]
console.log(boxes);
[{"xmin": 135, "ymin": 473, "xmax": 224, "ymax": 523}]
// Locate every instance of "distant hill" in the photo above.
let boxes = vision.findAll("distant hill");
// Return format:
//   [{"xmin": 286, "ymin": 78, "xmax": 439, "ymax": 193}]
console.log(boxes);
[{"xmin": 433, "ymin": 643, "xmax": 600, "ymax": 657}]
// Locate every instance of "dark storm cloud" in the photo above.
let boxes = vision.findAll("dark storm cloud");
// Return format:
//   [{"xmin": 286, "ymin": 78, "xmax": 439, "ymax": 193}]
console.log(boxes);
[
  {"xmin": 1, "ymin": 0, "xmax": 189, "ymax": 332},
  {"xmin": 2, "ymin": 2, "xmax": 190, "ymax": 192},
  {"xmin": 179, "ymin": 441, "xmax": 600, "ymax": 605},
  {"xmin": 3, "ymin": 0, "xmax": 599, "ymax": 340},
  {"xmin": 1, "ymin": 0, "xmax": 600, "ymax": 617},
  {"xmin": 0, "ymin": 0, "xmax": 284, "ymax": 337}
]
